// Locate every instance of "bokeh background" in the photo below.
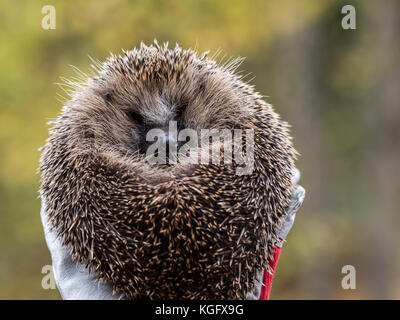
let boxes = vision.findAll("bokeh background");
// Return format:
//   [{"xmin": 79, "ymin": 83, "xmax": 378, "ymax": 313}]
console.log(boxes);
[{"xmin": 0, "ymin": 0, "xmax": 399, "ymax": 299}]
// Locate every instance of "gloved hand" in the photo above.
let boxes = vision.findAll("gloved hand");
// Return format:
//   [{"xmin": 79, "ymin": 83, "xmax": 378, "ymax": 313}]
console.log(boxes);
[
  {"xmin": 41, "ymin": 204, "xmax": 123, "ymax": 300},
  {"xmin": 247, "ymin": 169, "xmax": 305, "ymax": 300},
  {"xmin": 41, "ymin": 170, "xmax": 305, "ymax": 300}
]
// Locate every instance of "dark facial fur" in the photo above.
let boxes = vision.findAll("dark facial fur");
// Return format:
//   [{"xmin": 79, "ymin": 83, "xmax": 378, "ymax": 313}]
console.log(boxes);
[{"xmin": 40, "ymin": 42, "xmax": 297, "ymax": 299}]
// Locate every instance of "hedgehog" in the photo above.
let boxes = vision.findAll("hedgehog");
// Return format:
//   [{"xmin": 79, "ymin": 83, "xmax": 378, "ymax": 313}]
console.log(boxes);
[{"xmin": 39, "ymin": 41, "xmax": 297, "ymax": 300}]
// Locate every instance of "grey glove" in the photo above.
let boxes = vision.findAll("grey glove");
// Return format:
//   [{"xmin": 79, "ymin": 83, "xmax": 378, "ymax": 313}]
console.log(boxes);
[
  {"xmin": 246, "ymin": 169, "xmax": 305, "ymax": 299},
  {"xmin": 41, "ymin": 204, "xmax": 123, "ymax": 300},
  {"xmin": 41, "ymin": 170, "xmax": 305, "ymax": 300},
  {"xmin": 275, "ymin": 169, "xmax": 305, "ymax": 247}
]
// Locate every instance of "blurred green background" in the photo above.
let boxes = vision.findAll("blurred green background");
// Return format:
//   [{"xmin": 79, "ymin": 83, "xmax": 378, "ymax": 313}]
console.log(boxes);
[{"xmin": 0, "ymin": 0, "xmax": 399, "ymax": 299}]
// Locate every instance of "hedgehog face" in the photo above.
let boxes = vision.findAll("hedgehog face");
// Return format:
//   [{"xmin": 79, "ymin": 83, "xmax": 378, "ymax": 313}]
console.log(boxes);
[
  {"xmin": 102, "ymin": 88, "xmax": 188, "ymax": 157},
  {"xmin": 66, "ymin": 44, "xmax": 253, "ymax": 166}
]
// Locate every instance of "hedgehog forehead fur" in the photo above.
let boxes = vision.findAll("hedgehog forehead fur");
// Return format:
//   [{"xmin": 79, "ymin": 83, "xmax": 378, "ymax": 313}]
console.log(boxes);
[{"xmin": 40, "ymin": 41, "xmax": 298, "ymax": 299}]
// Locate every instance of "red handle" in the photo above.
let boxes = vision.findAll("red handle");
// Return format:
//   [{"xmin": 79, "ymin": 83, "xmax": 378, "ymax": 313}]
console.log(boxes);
[{"xmin": 259, "ymin": 247, "xmax": 282, "ymax": 300}]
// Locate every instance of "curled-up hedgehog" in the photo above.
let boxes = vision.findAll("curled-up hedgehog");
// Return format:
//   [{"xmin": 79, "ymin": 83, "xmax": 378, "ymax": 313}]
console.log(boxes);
[{"xmin": 39, "ymin": 41, "xmax": 299, "ymax": 299}]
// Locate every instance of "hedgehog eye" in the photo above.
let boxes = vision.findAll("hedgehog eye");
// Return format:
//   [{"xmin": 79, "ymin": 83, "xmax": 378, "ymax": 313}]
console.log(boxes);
[
  {"xmin": 176, "ymin": 102, "xmax": 188, "ymax": 119},
  {"xmin": 104, "ymin": 92, "xmax": 113, "ymax": 105},
  {"xmin": 127, "ymin": 110, "xmax": 144, "ymax": 125}
]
